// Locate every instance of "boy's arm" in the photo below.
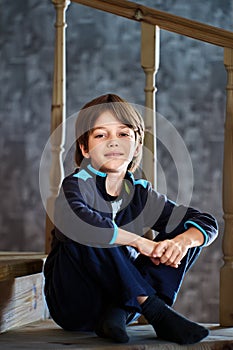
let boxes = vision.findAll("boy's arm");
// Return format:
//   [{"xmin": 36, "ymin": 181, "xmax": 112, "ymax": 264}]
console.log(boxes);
[
  {"xmin": 55, "ymin": 177, "xmax": 119, "ymax": 246},
  {"xmin": 143, "ymin": 184, "xmax": 218, "ymax": 248},
  {"xmin": 115, "ymin": 226, "xmax": 204, "ymax": 268}
]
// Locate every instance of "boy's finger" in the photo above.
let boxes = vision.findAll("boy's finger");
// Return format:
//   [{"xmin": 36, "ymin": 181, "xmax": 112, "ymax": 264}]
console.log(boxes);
[
  {"xmin": 159, "ymin": 244, "xmax": 174, "ymax": 263},
  {"xmin": 153, "ymin": 241, "xmax": 168, "ymax": 256},
  {"xmin": 150, "ymin": 257, "xmax": 161, "ymax": 265}
]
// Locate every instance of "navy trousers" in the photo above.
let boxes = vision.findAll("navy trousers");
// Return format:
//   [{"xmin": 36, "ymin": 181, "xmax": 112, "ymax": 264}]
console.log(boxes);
[{"xmin": 44, "ymin": 237, "xmax": 201, "ymax": 331}]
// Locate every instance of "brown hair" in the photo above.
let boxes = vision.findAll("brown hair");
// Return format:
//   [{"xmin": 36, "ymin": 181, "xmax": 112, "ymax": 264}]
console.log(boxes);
[{"xmin": 75, "ymin": 94, "xmax": 144, "ymax": 172}]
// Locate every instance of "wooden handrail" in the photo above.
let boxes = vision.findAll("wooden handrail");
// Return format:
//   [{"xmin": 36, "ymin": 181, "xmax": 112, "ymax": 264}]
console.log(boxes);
[{"xmin": 71, "ymin": 0, "xmax": 233, "ymax": 49}]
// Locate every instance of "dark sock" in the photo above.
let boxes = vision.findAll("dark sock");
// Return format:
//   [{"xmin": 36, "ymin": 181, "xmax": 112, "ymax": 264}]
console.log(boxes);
[
  {"xmin": 141, "ymin": 295, "xmax": 209, "ymax": 345},
  {"xmin": 95, "ymin": 306, "xmax": 129, "ymax": 343}
]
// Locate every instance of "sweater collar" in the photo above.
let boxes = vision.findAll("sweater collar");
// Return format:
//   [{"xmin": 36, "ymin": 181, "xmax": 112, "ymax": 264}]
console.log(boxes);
[
  {"xmin": 78, "ymin": 162, "xmax": 135, "ymax": 203},
  {"xmin": 86, "ymin": 162, "xmax": 135, "ymax": 184}
]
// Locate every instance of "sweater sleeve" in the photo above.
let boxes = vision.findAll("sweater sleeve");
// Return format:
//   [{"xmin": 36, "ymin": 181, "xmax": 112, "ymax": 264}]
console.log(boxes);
[
  {"xmin": 143, "ymin": 183, "xmax": 218, "ymax": 247},
  {"xmin": 54, "ymin": 176, "xmax": 118, "ymax": 247}
]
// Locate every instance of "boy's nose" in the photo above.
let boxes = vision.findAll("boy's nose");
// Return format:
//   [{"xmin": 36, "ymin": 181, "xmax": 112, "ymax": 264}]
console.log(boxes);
[{"xmin": 107, "ymin": 138, "xmax": 119, "ymax": 147}]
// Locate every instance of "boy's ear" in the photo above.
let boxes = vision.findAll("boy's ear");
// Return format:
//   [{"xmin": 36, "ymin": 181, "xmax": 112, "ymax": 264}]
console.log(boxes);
[
  {"xmin": 79, "ymin": 144, "xmax": 90, "ymax": 159},
  {"xmin": 134, "ymin": 144, "xmax": 142, "ymax": 157}
]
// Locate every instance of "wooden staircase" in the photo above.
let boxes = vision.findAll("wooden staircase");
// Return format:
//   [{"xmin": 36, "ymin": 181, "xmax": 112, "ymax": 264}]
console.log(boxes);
[{"xmin": 1, "ymin": 0, "xmax": 233, "ymax": 348}]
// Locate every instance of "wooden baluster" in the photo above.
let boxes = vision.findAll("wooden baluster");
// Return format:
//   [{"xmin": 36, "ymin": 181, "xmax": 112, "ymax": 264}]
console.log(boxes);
[
  {"xmin": 141, "ymin": 23, "xmax": 160, "ymax": 241},
  {"xmin": 220, "ymin": 47, "xmax": 233, "ymax": 326},
  {"xmin": 141, "ymin": 22, "xmax": 160, "ymax": 188},
  {"xmin": 45, "ymin": 0, "xmax": 70, "ymax": 253},
  {"xmin": 139, "ymin": 25, "xmax": 160, "ymax": 327}
]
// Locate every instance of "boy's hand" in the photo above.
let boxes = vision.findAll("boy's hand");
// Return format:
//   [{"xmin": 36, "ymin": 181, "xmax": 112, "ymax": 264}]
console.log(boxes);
[
  {"xmin": 149, "ymin": 238, "xmax": 189, "ymax": 268},
  {"xmin": 118, "ymin": 227, "xmax": 204, "ymax": 268},
  {"xmin": 143, "ymin": 227, "xmax": 204, "ymax": 268},
  {"xmin": 134, "ymin": 237, "xmax": 180, "ymax": 268},
  {"xmin": 134, "ymin": 235, "xmax": 189, "ymax": 268}
]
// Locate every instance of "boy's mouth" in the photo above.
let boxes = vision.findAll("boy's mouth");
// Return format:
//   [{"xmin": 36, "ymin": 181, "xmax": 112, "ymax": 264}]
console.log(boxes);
[{"xmin": 104, "ymin": 152, "xmax": 124, "ymax": 157}]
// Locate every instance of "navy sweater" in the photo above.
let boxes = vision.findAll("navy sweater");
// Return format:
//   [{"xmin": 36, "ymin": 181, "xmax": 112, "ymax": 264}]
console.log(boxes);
[{"xmin": 54, "ymin": 163, "xmax": 218, "ymax": 248}]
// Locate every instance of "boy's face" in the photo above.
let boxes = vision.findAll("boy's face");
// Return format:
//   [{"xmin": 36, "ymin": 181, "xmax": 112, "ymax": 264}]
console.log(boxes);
[{"xmin": 80, "ymin": 111, "xmax": 140, "ymax": 174}]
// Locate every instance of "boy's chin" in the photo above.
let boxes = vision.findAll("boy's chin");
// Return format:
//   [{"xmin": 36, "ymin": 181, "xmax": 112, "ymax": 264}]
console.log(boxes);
[{"xmin": 100, "ymin": 160, "xmax": 129, "ymax": 173}]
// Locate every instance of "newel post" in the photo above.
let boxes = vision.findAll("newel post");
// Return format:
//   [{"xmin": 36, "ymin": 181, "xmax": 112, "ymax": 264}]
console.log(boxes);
[
  {"xmin": 141, "ymin": 23, "xmax": 160, "ymax": 188},
  {"xmin": 220, "ymin": 47, "xmax": 233, "ymax": 326},
  {"xmin": 45, "ymin": 0, "xmax": 70, "ymax": 253}
]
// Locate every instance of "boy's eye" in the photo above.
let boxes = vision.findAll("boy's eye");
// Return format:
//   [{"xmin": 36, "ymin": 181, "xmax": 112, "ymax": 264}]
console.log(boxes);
[
  {"xmin": 94, "ymin": 134, "xmax": 105, "ymax": 138},
  {"xmin": 119, "ymin": 130, "xmax": 134, "ymax": 138}
]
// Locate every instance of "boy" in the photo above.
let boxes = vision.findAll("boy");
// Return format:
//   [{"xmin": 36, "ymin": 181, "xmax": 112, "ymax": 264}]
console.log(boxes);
[{"xmin": 44, "ymin": 94, "xmax": 218, "ymax": 344}]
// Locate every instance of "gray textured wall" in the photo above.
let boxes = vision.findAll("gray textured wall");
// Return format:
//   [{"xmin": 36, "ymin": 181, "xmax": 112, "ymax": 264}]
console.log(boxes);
[{"xmin": 0, "ymin": 0, "xmax": 232, "ymax": 323}]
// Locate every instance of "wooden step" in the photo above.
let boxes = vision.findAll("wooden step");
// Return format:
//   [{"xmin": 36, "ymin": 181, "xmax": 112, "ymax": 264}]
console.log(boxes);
[
  {"xmin": 0, "ymin": 319, "xmax": 232, "ymax": 349},
  {"xmin": 0, "ymin": 252, "xmax": 46, "ymax": 281},
  {"xmin": 0, "ymin": 253, "xmax": 47, "ymax": 333}
]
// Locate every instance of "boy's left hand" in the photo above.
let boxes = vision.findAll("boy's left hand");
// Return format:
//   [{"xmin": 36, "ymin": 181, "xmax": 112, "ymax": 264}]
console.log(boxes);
[
  {"xmin": 150, "ymin": 235, "xmax": 190, "ymax": 268},
  {"xmin": 150, "ymin": 227, "xmax": 204, "ymax": 268}
]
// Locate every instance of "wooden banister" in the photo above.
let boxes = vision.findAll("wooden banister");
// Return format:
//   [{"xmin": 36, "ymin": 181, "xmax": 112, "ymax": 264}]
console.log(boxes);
[
  {"xmin": 220, "ymin": 47, "xmax": 233, "ymax": 326},
  {"xmin": 71, "ymin": 0, "xmax": 233, "ymax": 49},
  {"xmin": 46, "ymin": 0, "xmax": 70, "ymax": 253}
]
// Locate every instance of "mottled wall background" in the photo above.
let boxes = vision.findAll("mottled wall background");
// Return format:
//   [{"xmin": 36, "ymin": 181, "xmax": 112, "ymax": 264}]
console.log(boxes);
[{"xmin": 0, "ymin": 0, "xmax": 232, "ymax": 323}]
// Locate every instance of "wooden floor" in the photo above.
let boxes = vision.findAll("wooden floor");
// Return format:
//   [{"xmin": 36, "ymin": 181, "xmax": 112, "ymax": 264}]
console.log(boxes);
[{"xmin": 0, "ymin": 319, "xmax": 233, "ymax": 350}]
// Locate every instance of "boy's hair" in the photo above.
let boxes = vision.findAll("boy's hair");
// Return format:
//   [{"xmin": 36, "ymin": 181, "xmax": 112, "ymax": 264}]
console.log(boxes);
[{"xmin": 75, "ymin": 94, "xmax": 145, "ymax": 172}]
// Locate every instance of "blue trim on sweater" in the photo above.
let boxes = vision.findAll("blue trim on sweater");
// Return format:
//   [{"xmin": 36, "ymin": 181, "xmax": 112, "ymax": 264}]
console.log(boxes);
[
  {"xmin": 133, "ymin": 179, "xmax": 148, "ymax": 189},
  {"xmin": 87, "ymin": 164, "xmax": 107, "ymax": 177},
  {"xmin": 73, "ymin": 169, "xmax": 92, "ymax": 181},
  {"xmin": 109, "ymin": 222, "xmax": 118, "ymax": 244},
  {"xmin": 184, "ymin": 220, "xmax": 208, "ymax": 246}
]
